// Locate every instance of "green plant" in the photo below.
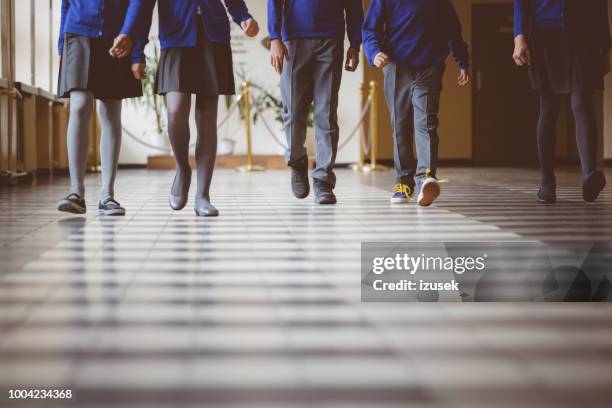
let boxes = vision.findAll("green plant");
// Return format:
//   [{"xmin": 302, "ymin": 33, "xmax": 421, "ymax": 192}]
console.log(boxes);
[{"xmin": 129, "ymin": 42, "xmax": 167, "ymax": 135}]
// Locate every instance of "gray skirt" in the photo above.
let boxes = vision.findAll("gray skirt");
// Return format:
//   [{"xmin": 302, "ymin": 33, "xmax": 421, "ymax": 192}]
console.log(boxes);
[
  {"xmin": 57, "ymin": 34, "xmax": 143, "ymax": 100},
  {"xmin": 154, "ymin": 20, "xmax": 236, "ymax": 96}
]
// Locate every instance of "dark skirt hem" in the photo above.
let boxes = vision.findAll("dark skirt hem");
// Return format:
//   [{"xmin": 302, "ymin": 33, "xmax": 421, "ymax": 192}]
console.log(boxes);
[
  {"xmin": 154, "ymin": 21, "xmax": 236, "ymax": 97},
  {"xmin": 57, "ymin": 34, "xmax": 143, "ymax": 100}
]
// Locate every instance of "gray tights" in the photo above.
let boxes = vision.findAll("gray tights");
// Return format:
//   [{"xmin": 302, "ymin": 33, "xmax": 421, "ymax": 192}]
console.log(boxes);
[
  {"xmin": 67, "ymin": 90, "xmax": 122, "ymax": 201},
  {"xmin": 166, "ymin": 92, "xmax": 218, "ymax": 200}
]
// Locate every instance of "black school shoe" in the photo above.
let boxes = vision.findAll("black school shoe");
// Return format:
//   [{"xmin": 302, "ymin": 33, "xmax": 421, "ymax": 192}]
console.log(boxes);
[
  {"xmin": 98, "ymin": 198, "xmax": 126, "ymax": 216},
  {"xmin": 291, "ymin": 157, "xmax": 310, "ymax": 199},
  {"xmin": 57, "ymin": 193, "xmax": 86, "ymax": 214},
  {"xmin": 536, "ymin": 188, "xmax": 557, "ymax": 204},
  {"xmin": 313, "ymin": 179, "xmax": 337, "ymax": 205},
  {"xmin": 583, "ymin": 171, "xmax": 606, "ymax": 203}
]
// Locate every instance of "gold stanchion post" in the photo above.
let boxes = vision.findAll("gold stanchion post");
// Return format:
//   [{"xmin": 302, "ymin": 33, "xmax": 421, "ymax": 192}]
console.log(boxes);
[
  {"xmin": 350, "ymin": 82, "xmax": 367, "ymax": 172},
  {"xmin": 363, "ymin": 80, "xmax": 389, "ymax": 172},
  {"xmin": 237, "ymin": 81, "xmax": 264, "ymax": 172}
]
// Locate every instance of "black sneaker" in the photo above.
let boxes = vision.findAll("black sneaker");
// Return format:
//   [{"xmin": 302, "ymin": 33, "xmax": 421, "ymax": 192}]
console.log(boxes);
[
  {"xmin": 57, "ymin": 193, "xmax": 86, "ymax": 214},
  {"xmin": 291, "ymin": 158, "xmax": 310, "ymax": 199},
  {"xmin": 313, "ymin": 179, "xmax": 337, "ymax": 205},
  {"xmin": 583, "ymin": 171, "xmax": 606, "ymax": 203},
  {"xmin": 98, "ymin": 198, "xmax": 126, "ymax": 216}
]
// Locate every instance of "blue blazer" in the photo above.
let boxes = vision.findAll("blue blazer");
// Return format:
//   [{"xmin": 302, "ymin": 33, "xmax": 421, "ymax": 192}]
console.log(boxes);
[
  {"xmin": 139, "ymin": 0, "xmax": 252, "ymax": 53},
  {"xmin": 59, "ymin": 0, "xmax": 146, "ymax": 64}
]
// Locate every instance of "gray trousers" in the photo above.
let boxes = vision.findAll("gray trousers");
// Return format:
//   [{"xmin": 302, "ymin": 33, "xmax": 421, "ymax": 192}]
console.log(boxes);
[
  {"xmin": 383, "ymin": 62, "xmax": 445, "ymax": 187},
  {"xmin": 281, "ymin": 38, "xmax": 344, "ymax": 187}
]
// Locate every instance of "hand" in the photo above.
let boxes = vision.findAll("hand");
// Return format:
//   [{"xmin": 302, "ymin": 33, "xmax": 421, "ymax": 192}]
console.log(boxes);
[
  {"xmin": 513, "ymin": 34, "xmax": 531, "ymax": 66},
  {"xmin": 374, "ymin": 52, "xmax": 389, "ymax": 69},
  {"xmin": 458, "ymin": 69, "xmax": 470, "ymax": 86},
  {"xmin": 109, "ymin": 34, "xmax": 133, "ymax": 59},
  {"xmin": 241, "ymin": 18, "xmax": 259, "ymax": 38},
  {"xmin": 345, "ymin": 48, "xmax": 359, "ymax": 72},
  {"xmin": 132, "ymin": 63, "xmax": 146, "ymax": 80},
  {"xmin": 270, "ymin": 39, "xmax": 289, "ymax": 75}
]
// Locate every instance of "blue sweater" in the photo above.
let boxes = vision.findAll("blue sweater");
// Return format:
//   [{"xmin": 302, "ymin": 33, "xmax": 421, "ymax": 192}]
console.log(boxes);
[
  {"xmin": 139, "ymin": 0, "xmax": 252, "ymax": 52},
  {"xmin": 514, "ymin": 0, "xmax": 565, "ymax": 37},
  {"xmin": 362, "ymin": 0, "xmax": 470, "ymax": 69},
  {"xmin": 59, "ymin": 0, "xmax": 146, "ymax": 64},
  {"xmin": 267, "ymin": 0, "xmax": 364, "ymax": 50}
]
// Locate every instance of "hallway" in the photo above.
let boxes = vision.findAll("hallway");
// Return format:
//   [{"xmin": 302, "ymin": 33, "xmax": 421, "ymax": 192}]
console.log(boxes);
[{"xmin": 1, "ymin": 167, "xmax": 612, "ymax": 407}]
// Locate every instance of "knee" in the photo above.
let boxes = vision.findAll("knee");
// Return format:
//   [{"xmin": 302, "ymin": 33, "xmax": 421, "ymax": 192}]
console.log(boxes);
[
  {"xmin": 571, "ymin": 96, "xmax": 591, "ymax": 116},
  {"xmin": 70, "ymin": 97, "xmax": 93, "ymax": 117}
]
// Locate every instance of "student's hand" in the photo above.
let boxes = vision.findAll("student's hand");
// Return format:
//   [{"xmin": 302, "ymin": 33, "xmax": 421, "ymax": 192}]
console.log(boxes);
[
  {"xmin": 513, "ymin": 34, "xmax": 531, "ymax": 66},
  {"xmin": 110, "ymin": 34, "xmax": 133, "ymax": 59},
  {"xmin": 270, "ymin": 39, "xmax": 289, "ymax": 75},
  {"xmin": 374, "ymin": 52, "xmax": 390, "ymax": 69},
  {"xmin": 132, "ymin": 63, "xmax": 146, "ymax": 80},
  {"xmin": 345, "ymin": 48, "xmax": 359, "ymax": 72},
  {"xmin": 458, "ymin": 69, "xmax": 470, "ymax": 86},
  {"xmin": 241, "ymin": 18, "xmax": 259, "ymax": 38}
]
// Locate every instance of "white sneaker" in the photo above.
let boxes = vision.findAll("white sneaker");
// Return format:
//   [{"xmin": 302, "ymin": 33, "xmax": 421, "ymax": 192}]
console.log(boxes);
[{"xmin": 417, "ymin": 178, "xmax": 441, "ymax": 207}]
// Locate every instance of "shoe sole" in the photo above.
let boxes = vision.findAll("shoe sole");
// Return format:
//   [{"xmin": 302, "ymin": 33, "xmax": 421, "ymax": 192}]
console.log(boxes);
[
  {"xmin": 536, "ymin": 196, "xmax": 556, "ymax": 205},
  {"xmin": 583, "ymin": 172, "xmax": 606, "ymax": 203},
  {"xmin": 316, "ymin": 197, "xmax": 337, "ymax": 205},
  {"xmin": 195, "ymin": 209, "xmax": 220, "ymax": 217},
  {"xmin": 390, "ymin": 197, "xmax": 411, "ymax": 204},
  {"xmin": 57, "ymin": 201, "xmax": 86, "ymax": 214},
  {"xmin": 417, "ymin": 182, "xmax": 441, "ymax": 207},
  {"xmin": 99, "ymin": 209, "xmax": 126, "ymax": 216}
]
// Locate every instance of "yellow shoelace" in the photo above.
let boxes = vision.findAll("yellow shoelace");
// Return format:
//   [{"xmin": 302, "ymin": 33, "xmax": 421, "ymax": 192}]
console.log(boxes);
[{"xmin": 393, "ymin": 184, "xmax": 413, "ymax": 199}]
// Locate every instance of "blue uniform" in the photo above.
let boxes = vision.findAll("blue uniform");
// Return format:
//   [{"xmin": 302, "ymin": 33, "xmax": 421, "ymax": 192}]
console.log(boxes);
[
  {"xmin": 362, "ymin": 0, "xmax": 469, "ymax": 69},
  {"xmin": 514, "ymin": 0, "xmax": 565, "ymax": 37},
  {"xmin": 139, "ymin": 0, "xmax": 252, "ymax": 51},
  {"xmin": 267, "ymin": 0, "xmax": 364, "ymax": 50},
  {"xmin": 59, "ymin": 0, "xmax": 146, "ymax": 64}
]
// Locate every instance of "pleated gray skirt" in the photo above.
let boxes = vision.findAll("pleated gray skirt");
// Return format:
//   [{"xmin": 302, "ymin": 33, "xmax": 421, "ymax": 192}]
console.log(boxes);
[
  {"xmin": 154, "ymin": 20, "xmax": 236, "ymax": 96},
  {"xmin": 57, "ymin": 34, "xmax": 143, "ymax": 100}
]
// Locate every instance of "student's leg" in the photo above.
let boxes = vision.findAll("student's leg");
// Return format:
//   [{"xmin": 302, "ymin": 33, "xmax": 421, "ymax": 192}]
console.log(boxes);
[
  {"xmin": 281, "ymin": 39, "xmax": 314, "ymax": 199},
  {"xmin": 412, "ymin": 63, "xmax": 444, "ymax": 183},
  {"xmin": 67, "ymin": 91, "xmax": 95, "ymax": 197},
  {"xmin": 98, "ymin": 99, "xmax": 122, "ymax": 202},
  {"xmin": 411, "ymin": 63, "xmax": 444, "ymax": 206},
  {"xmin": 537, "ymin": 90, "xmax": 561, "ymax": 196},
  {"xmin": 281, "ymin": 39, "xmax": 314, "ymax": 166},
  {"xmin": 383, "ymin": 64, "xmax": 415, "ymax": 187},
  {"xmin": 571, "ymin": 88, "xmax": 606, "ymax": 201},
  {"xmin": 58, "ymin": 90, "xmax": 94, "ymax": 213},
  {"xmin": 193, "ymin": 94, "xmax": 219, "ymax": 216},
  {"xmin": 166, "ymin": 92, "xmax": 193, "ymax": 210},
  {"xmin": 311, "ymin": 39, "xmax": 343, "ymax": 191}
]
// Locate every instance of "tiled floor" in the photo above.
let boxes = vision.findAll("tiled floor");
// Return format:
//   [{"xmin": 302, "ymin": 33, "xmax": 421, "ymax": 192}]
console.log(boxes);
[{"xmin": 1, "ymin": 167, "xmax": 612, "ymax": 408}]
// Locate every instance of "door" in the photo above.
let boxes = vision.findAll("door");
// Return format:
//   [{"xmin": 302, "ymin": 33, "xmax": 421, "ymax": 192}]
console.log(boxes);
[{"xmin": 472, "ymin": 4, "xmax": 539, "ymax": 165}]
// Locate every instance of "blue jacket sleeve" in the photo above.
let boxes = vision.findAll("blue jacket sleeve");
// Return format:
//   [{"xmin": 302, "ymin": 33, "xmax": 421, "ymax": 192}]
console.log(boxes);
[
  {"xmin": 362, "ymin": 0, "xmax": 385, "ymax": 66},
  {"xmin": 223, "ymin": 0, "xmax": 252, "ymax": 26},
  {"xmin": 345, "ymin": 0, "xmax": 364, "ymax": 50},
  {"xmin": 121, "ymin": 0, "xmax": 144, "ymax": 37},
  {"xmin": 58, "ymin": 0, "xmax": 70, "ymax": 56},
  {"xmin": 443, "ymin": 0, "xmax": 470, "ymax": 70},
  {"xmin": 514, "ymin": 0, "xmax": 528, "ymax": 37},
  {"xmin": 267, "ymin": 0, "xmax": 283, "ymax": 41},
  {"xmin": 130, "ymin": 0, "xmax": 156, "ymax": 64}
]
